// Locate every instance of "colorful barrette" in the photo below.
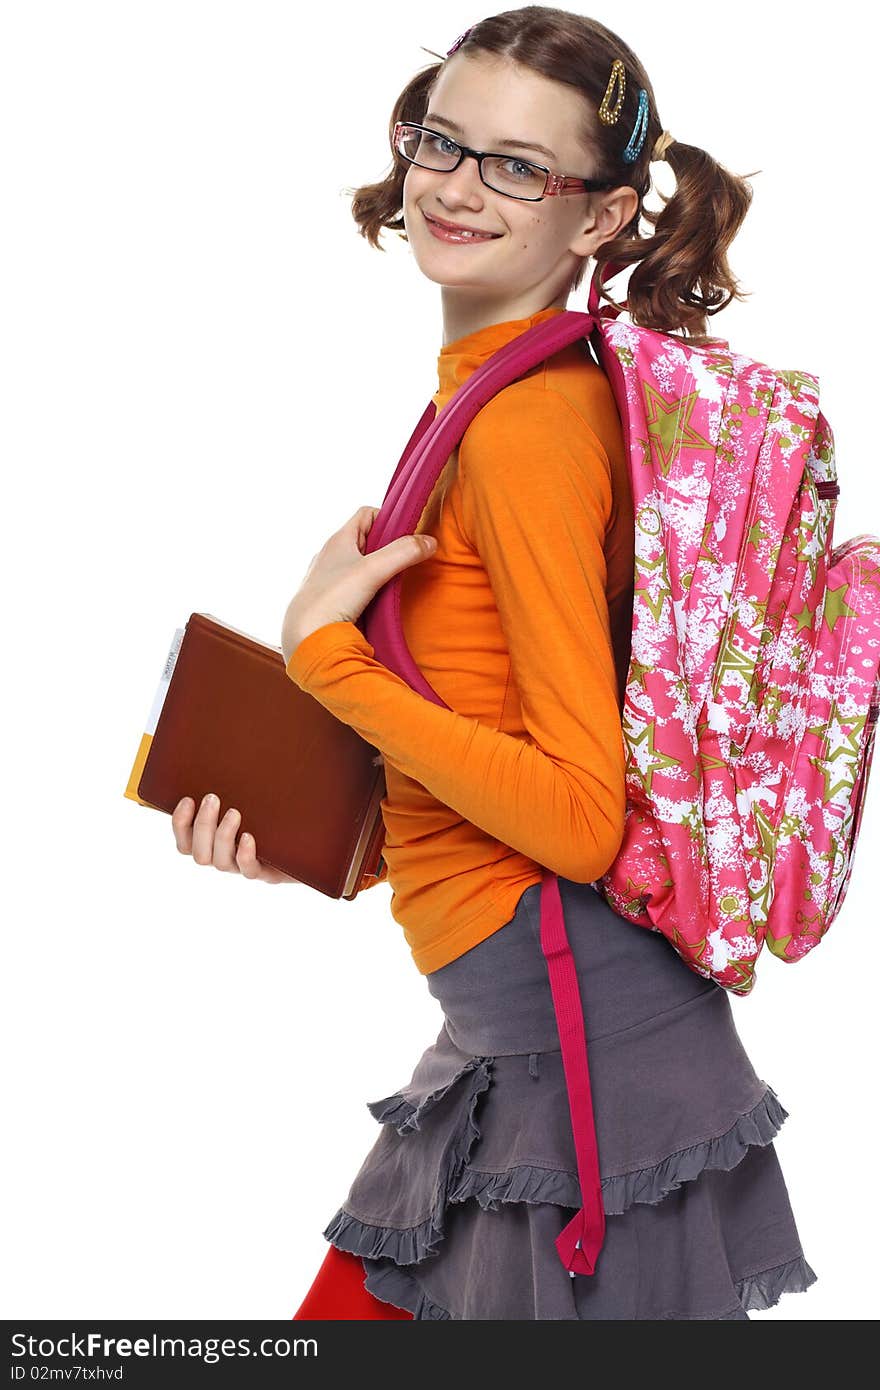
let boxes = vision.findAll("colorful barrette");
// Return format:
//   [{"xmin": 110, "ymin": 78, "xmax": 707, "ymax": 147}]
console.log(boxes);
[
  {"xmin": 622, "ymin": 89, "xmax": 649, "ymax": 162},
  {"xmin": 598, "ymin": 58, "xmax": 625, "ymax": 125},
  {"xmin": 446, "ymin": 26, "xmax": 473, "ymax": 56}
]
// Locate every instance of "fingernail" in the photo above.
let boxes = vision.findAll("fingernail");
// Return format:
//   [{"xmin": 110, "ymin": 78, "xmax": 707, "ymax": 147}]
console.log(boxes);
[{"xmin": 203, "ymin": 793, "xmax": 217, "ymax": 807}]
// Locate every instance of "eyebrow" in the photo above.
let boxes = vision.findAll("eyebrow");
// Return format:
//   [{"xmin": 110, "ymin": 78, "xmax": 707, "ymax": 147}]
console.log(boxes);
[{"xmin": 423, "ymin": 112, "xmax": 558, "ymax": 162}]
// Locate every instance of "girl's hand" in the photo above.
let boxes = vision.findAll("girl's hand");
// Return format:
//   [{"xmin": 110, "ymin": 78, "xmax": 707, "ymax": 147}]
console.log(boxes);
[
  {"xmin": 281, "ymin": 505, "xmax": 437, "ymax": 660},
  {"xmin": 171, "ymin": 793, "xmax": 300, "ymax": 884}
]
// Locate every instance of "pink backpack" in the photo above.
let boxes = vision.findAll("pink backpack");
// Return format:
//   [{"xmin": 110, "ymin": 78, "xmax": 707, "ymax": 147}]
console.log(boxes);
[{"xmin": 360, "ymin": 270, "xmax": 880, "ymax": 1276}]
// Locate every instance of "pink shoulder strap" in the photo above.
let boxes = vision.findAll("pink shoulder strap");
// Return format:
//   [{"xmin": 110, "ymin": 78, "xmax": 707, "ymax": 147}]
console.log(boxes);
[{"xmin": 360, "ymin": 307, "xmax": 612, "ymax": 1275}]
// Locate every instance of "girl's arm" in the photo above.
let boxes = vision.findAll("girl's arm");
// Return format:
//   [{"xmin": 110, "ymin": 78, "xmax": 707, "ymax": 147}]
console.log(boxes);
[{"xmin": 286, "ymin": 384, "xmax": 627, "ymax": 884}]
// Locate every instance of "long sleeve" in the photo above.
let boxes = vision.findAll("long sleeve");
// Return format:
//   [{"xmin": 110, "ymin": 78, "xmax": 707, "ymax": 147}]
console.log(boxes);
[{"xmin": 285, "ymin": 383, "xmax": 626, "ymax": 883}]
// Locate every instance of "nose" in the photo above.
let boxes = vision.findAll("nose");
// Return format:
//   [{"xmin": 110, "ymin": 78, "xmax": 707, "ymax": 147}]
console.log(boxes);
[{"xmin": 435, "ymin": 150, "xmax": 487, "ymax": 206}]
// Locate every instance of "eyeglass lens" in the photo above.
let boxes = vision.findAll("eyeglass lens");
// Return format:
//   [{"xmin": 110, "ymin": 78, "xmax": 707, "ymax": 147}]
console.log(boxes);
[{"xmin": 396, "ymin": 126, "xmax": 546, "ymax": 200}]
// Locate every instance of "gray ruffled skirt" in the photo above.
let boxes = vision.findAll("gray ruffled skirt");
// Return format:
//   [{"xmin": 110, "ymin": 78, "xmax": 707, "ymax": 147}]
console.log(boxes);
[{"xmin": 323, "ymin": 877, "xmax": 818, "ymax": 1319}]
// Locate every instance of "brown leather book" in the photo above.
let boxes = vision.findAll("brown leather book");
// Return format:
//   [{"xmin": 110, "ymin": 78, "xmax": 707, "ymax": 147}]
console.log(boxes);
[{"xmin": 124, "ymin": 612, "xmax": 387, "ymax": 899}]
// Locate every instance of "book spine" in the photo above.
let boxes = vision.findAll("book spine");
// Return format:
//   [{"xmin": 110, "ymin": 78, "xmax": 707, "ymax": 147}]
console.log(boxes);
[{"xmin": 123, "ymin": 626, "xmax": 185, "ymax": 806}]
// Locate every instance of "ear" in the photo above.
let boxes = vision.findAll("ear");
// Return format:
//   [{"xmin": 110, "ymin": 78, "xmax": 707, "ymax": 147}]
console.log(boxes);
[{"xmin": 568, "ymin": 185, "xmax": 640, "ymax": 258}]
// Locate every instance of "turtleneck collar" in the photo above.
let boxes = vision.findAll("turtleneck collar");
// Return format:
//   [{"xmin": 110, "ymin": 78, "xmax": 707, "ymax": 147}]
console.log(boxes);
[{"xmin": 433, "ymin": 305, "xmax": 567, "ymax": 410}]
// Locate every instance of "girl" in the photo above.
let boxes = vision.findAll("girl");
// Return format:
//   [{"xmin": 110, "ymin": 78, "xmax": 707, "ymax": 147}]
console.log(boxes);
[{"xmin": 175, "ymin": 7, "xmax": 818, "ymax": 1319}]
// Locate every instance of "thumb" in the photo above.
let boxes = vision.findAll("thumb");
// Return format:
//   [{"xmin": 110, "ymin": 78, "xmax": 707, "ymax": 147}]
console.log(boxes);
[{"xmin": 369, "ymin": 533, "xmax": 438, "ymax": 585}]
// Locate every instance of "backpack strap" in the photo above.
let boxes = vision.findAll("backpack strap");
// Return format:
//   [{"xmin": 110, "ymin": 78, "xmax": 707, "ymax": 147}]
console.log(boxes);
[
  {"xmin": 538, "ymin": 868, "xmax": 607, "ymax": 1276},
  {"xmin": 361, "ymin": 311, "xmax": 592, "ymax": 693},
  {"xmin": 361, "ymin": 310, "xmax": 609, "ymax": 1275},
  {"xmin": 380, "ymin": 399, "xmax": 438, "ymax": 506}
]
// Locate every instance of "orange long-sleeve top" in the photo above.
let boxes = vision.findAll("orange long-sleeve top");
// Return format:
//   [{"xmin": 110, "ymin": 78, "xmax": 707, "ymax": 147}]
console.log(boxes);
[{"xmin": 285, "ymin": 305, "xmax": 635, "ymax": 974}]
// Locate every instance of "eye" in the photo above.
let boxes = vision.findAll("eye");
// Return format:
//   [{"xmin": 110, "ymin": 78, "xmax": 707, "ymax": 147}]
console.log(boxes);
[
  {"xmin": 419, "ymin": 131, "xmax": 458, "ymax": 156},
  {"xmin": 425, "ymin": 132, "xmax": 459, "ymax": 156},
  {"xmin": 500, "ymin": 157, "xmax": 540, "ymax": 181}
]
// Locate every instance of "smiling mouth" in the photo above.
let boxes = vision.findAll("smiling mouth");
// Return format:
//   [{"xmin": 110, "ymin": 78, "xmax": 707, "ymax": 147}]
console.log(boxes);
[{"xmin": 422, "ymin": 211, "xmax": 502, "ymax": 239}]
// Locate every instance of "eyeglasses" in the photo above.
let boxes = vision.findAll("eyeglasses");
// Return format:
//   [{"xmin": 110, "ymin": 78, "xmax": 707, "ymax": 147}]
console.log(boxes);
[{"xmin": 391, "ymin": 121, "xmax": 618, "ymax": 203}]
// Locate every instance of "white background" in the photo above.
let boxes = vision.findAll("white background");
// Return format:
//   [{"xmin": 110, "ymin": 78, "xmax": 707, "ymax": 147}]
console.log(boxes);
[{"xmin": 3, "ymin": 0, "xmax": 877, "ymax": 1322}]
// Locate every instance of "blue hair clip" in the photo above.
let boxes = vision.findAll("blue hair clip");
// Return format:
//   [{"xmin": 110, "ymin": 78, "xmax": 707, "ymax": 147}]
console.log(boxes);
[{"xmin": 622, "ymin": 89, "xmax": 649, "ymax": 163}]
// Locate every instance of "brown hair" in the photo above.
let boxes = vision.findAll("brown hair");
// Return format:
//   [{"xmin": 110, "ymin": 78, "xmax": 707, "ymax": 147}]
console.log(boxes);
[{"xmin": 346, "ymin": 6, "xmax": 759, "ymax": 345}]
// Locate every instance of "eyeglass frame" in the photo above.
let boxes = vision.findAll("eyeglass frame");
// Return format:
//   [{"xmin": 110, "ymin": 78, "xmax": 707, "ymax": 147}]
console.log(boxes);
[{"xmin": 391, "ymin": 121, "xmax": 619, "ymax": 202}]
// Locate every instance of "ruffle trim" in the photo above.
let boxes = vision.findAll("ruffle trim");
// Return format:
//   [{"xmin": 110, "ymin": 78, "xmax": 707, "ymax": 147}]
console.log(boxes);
[
  {"xmin": 360, "ymin": 1251, "xmax": 819, "ymax": 1321},
  {"xmin": 361, "ymin": 1260, "xmax": 451, "ymax": 1320},
  {"xmin": 735, "ymin": 1251, "xmax": 819, "ymax": 1311},
  {"xmin": 324, "ymin": 1057, "xmax": 494, "ymax": 1267},
  {"xmin": 599, "ymin": 1083, "xmax": 790, "ymax": 1216},
  {"xmin": 324, "ymin": 1082, "xmax": 791, "ymax": 1265},
  {"xmin": 365, "ymin": 1053, "xmax": 493, "ymax": 1135}
]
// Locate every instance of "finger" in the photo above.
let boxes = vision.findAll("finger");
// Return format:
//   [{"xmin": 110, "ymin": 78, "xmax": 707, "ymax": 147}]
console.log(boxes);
[
  {"xmin": 368, "ymin": 533, "xmax": 438, "ymax": 586},
  {"xmin": 352, "ymin": 505, "xmax": 381, "ymax": 554},
  {"xmin": 212, "ymin": 806, "xmax": 242, "ymax": 872},
  {"xmin": 235, "ymin": 831, "xmax": 263, "ymax": 880},
  {"xmin": 191, "ymin": 792, "xmax": 221, "ymax": 865},
  {"xmin": 171, "ymin": 797, "xmax": 195, "ymax": 854},
  {"xmin": 237, "ymin": 833, "xmax": 293, "ymax": 884}
]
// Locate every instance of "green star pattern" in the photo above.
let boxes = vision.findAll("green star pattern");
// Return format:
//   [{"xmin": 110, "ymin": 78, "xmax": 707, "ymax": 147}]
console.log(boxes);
[
  {"xmin": 642, "ymin": 383, "xmax": 714, "ymax": 477},
  {"xmin": 625, "ymin": 719, "xmax": 682, "ymax": 796}
]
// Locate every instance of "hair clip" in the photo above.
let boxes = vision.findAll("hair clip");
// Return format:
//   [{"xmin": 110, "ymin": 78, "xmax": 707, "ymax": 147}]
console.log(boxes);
[
  {"xmin": 446, "ymin": 26, "xmax": 473, "ymax": 56},
  {"xmin": 598, "ymin": 58, "xmax": 625, "ymax": 125},
  {"xmin": 622, "ymin": 89, "xmax": 649, "ymax": 162}
]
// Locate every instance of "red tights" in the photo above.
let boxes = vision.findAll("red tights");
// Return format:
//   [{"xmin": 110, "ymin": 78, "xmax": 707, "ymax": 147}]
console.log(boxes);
[{"xmin": 292, "ymin": 1244, "xmax": 414, "ymax": 1320}]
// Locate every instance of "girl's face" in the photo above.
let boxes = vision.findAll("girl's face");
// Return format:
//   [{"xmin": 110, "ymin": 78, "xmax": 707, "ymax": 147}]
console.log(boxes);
[{"xmin": 401, "ymin": 52, "xmax": 637, "ymax": 324}]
